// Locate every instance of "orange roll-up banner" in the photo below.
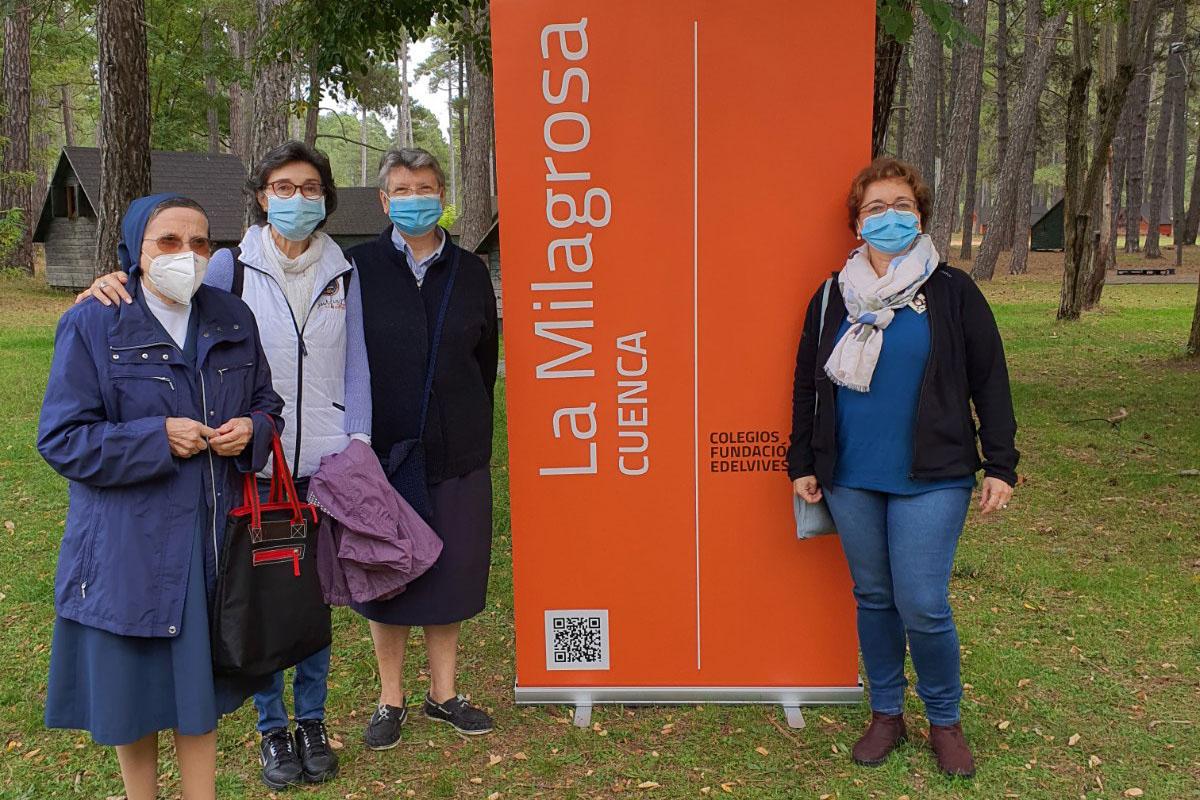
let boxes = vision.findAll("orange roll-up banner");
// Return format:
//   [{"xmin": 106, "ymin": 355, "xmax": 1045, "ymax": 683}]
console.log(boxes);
[{"xmin": 492, "ymin": 0, "xmax": 872, "ymax": 721}]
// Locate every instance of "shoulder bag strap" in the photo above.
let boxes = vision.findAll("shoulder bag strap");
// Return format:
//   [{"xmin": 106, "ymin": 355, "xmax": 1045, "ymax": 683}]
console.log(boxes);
[
  {"xmin": 815, "ymin": 278, "xmax": 832, "ymax": 416},
  {"xmin": 417, "ymin": 245, "xmax": 462, "ymax": 437},
  {"xmin": 230, "ymin": 246, "xmax": 245, "ymax": 297}
]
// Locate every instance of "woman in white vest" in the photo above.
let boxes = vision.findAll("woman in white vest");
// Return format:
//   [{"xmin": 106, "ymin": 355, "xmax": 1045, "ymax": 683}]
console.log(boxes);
[{"xmin": 79, "ymin": 140, "xmax": 368, "ymax": 791}]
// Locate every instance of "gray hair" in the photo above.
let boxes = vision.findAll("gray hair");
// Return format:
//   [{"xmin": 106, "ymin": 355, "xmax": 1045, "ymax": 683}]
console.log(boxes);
[{"xmin": 377, "ymin": 147, "xmax": 446, "ymax": 191}]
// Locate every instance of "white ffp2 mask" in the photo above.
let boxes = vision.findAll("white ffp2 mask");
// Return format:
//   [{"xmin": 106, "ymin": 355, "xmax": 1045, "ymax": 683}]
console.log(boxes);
[{"xmin": 146, "ymin": 251, "xmax": 209, "ymax": 305}]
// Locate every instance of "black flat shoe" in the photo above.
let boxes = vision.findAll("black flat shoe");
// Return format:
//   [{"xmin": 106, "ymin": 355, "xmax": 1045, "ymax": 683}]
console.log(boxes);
[
  {"xmin": 423, "ymin": 693, "xmax": 494, "ymax": 735},
  {"xmin": 363, "ymin": 702, "xmax": 408, "ymax": 751}
]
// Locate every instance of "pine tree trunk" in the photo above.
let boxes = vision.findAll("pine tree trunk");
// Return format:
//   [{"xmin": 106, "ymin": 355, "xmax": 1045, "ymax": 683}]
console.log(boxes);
[
  {"xmin": 1167, "ymin": 3, "xmax": 1186, "ymax": 268},
  {"xmin": 1009, "ymin": 0, "xmax": 1045, "ymax": 276},
  {"xmin": 1184, "ymin": 118, "xmax": 1200, "ymax": 245},
  {"xmin": 1058, "ymin": 6, "xmax": 1156, "ymax": 319},
  {"xmin": 1142, "ymin": 92, "xmax": 1170, "ymax": 259},
  {"xmin": 995, "ymin": 0, "xmax": 1010, "ymax": 177},
  {"xmin": 33, "ymin": 93, "xmax": 50, "ymax": 210},
  {"xmin": 1143, "ymin": 1, "xmax": 1183, "ymax": 262},
  {"xmin": 60, "ymin": 84, "xmax": 75, "ymax": 147},
  {"xmin": 396, "ymin": 34, "xmax": 412, "ymax": 147},
  {"xmin": 304, "ymin": 60, "xmax": 320, "ymax": 149},
  {"xmin": 895, "ymin": 53, "xmax": 909, "ymax": 158},
  {"xmin": 1124, "ymin": 17, "xmax": 1153, "ymax": 254},
  {"xmin": 94, "ymin": 0, "xmax": 151, "ymax": 277},
  {"xmin": 930, "ymin": 0, "xmax": 987, "ymax": 256},
  {"xmin": 1107, "ymin": 16, "xmax": 1131, "ymax": 274},
  {"xmin": 446, "ymin": 76, "xmax": 458, "ymax": 207},
  {"xmin": 959, "ymin": 73, "xmax": 983, "ymax": 260},
  {"xmin": 203, "ymin": 23, "xmax": 220, "ymax": 153},
  {"xmin": 1083, "ymin": 20, "xmax": 1119, "ymax": 309},
  {"xmin": 1, "ymin": 0, "xmax": 33, "ymax": 273},
  {"xmin": 1187, "ymin": 277, "xmax": 1200, "ymax": 356},
  {"xmin": 903, "ymin": 9, "xmax": 940, "ymax": 187},
  {"xmin": 461, "ymin": 2, "xmax": 494, "ymax": 251},
  {"xmin": 249, "ymin": 0, "xmax": 291, "ymax": 175},
  {"xmin": 1059, "ymin": 14, "xmax": 1093, "ymax": 320},
  {"xmin": 972, "ymin": 9, "xmax": 1069, "ymax": 281},
  {"xmin": 227, "ymin": 28, "xmax": 251, "ymax": 162},
  {"xmin": 360, "ymin": 104, "xmax": 368, "ymax": 185},
  {"xmin": 873, "ymin": 0, "xmax": 912, "ymax": 158},
  {"xmin": 457, "ymin": 48, "xmax": 468, "ymax": 201},
  {"xmin": 57, "ymin": 4, "xmax": 75, "ymax": 148}
]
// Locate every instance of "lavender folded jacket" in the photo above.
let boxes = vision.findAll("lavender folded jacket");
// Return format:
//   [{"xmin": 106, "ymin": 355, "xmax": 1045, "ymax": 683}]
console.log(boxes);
[{"xmin": 307, "ymin": 440, "xmax": 443, "ymax": 606}]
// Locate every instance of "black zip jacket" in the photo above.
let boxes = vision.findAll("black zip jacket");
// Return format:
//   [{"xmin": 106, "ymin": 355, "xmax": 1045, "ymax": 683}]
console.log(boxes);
[{"xmin": 787, "ymin": 263, "xmax": 1019, "ymax": 488}]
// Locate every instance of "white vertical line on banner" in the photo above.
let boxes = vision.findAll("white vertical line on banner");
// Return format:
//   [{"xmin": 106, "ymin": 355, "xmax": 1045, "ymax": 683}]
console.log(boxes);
[{"xmin": 692, "ymin": 18, "xmax": 701, "ymax": 671}]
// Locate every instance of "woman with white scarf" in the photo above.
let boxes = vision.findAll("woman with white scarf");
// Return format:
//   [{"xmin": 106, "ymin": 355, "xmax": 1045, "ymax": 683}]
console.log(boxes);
[
  {"xmin": 80, "ymin": 141, "xmax": 367, "ymax": 791},
  {"xmin": 787, "ymin": 157, "xmax": 1018, "ymax": 778}
]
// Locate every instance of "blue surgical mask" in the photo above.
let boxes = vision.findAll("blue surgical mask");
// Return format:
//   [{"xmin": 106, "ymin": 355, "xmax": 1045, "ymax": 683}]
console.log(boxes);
[
  {"xmin": 859, "ymin": 209, "xmax": 920, "ymax": 254},
  {"xmin": 389, "ymin": 195, "xmax": 443, "ymax": 236},
  {"xmin": 267, "ymin": 195, "xmax": 326, "ymax": 241}
]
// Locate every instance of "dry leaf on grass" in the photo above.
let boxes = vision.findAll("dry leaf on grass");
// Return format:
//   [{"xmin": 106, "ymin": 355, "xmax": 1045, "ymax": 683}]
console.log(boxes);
[
  {"xmin": 997, "ymin": 720, "xmax": 1012, "ymax": 730},
  {"xmin": 1067, "ymin": 733, "xmax": 1081, "ymax": 746},
  {"xmin": 754, "ymin": 746, "xmax": 769, "ymax": 756},
  {"xmin": 1123, "ymin": 790, "xmax": 1144, "ymax": 798},
  {"xmin": 637, "ymin": 781, "xmax": 660, "ymax": 789},
  {"xmin": 513, "ymin": 752, "xmax": 528, "ymax": 760},
  {"xmin": 487, "ymin": 754, "xmax": 503, "ymax": 767}
]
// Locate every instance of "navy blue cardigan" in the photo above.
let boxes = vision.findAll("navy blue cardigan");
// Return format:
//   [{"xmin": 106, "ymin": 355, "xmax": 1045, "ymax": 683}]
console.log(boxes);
[{"xmin": 347, "ymin": 228, "xmax": 499, "ymax": 484}]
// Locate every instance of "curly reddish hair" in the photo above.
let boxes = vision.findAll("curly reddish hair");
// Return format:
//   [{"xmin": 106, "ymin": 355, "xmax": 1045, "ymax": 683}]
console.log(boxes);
[{"xmin": 845, "ymin": 157, "xmax": 932, "ymax": 234}]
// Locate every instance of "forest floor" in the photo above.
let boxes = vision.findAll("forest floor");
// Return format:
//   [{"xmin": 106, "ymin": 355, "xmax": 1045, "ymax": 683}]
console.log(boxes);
[{"xmin": 1, "ymin": 267, "xmax": 1197, "ymax": 800}]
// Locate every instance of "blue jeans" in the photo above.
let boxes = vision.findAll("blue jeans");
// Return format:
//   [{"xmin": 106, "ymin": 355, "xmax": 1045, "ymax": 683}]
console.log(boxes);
[
  {"xmin": 252, "ymin": 477, "xmax": 332, "ymax": 732},
  {"xmin": 824, "ymin": 485, "xmax": 972, "ymax": 726},
  {"xmin": 254, "ymin": 646, "xmax": 332, "ymax": 732}
]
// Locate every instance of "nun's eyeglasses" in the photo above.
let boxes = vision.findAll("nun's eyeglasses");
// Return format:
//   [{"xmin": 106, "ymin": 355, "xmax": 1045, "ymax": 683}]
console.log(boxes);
[{"xmin": 143, "ymin": 235, "xmax": 213, "ymax": 257}]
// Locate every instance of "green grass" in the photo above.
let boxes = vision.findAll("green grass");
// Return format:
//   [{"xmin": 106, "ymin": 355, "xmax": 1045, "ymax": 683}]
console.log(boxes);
[{"xmin": 1, "ymin": 272, "xmax": 1198, "ymax": 799}]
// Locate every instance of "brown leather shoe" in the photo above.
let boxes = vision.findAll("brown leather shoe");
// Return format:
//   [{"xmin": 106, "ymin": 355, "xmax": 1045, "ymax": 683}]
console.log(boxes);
[
  {"xmin": 929, "ymin": 722, "xmax": 976, "ymax": 777},
  {"xmin": 851, "ymin": 711, "xmax": 907, "ymax": 766}
]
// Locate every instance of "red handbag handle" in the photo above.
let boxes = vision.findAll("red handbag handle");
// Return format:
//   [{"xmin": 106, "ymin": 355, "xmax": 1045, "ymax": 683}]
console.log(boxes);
[
  {"xmin": 268, "ymin": 434, "xmax": 312, "ymax": 524},
  {"xmin": 239, "ymin": 431, "xmax": 317, "ymax": 533}
]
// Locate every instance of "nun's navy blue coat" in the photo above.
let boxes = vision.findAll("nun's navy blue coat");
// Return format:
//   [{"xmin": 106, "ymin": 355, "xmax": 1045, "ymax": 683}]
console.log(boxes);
[{"xmin": 37, "ymin": 278, "xmax": 283, "ymax": 639}]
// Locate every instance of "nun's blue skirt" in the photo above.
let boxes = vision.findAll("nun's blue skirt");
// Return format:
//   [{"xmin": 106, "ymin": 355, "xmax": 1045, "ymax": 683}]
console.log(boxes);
[{"xmin": 44, "ymin": 511, "xmax": 266, "ymax": 746}]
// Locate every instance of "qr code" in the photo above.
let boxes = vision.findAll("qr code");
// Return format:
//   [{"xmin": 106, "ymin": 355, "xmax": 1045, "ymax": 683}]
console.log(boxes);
[{"xmin": 545, "ymin": 609, "xmax": 610, "ymax": 670}]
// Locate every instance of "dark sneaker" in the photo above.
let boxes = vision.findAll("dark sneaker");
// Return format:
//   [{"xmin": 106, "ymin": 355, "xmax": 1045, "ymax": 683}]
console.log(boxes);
[
  {"xmin": 423, "ymin": 693, "xmax": 494, "ymax": 735},
  {"xmin": 260, "ymin": 726, "xmax": 303, "ymax": 790},
  {"xmin": 294, "ymin": 718, "xmax": 339, "ymax": 783},
  {"xmin": 363, "ymin": 702, "xmax": 408, "ymax": 750}
]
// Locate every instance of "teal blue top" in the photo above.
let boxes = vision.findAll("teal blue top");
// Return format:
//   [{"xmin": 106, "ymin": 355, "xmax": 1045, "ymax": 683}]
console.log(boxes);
[{"xmin": 832, "ymin": 306, "xmax": 976, "ymax": 495}]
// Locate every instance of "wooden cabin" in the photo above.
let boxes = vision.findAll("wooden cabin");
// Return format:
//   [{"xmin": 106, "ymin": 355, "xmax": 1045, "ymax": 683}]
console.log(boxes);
[{"xmin": 33, "ymin": 147, "xmax": 247, "ymax": 290}]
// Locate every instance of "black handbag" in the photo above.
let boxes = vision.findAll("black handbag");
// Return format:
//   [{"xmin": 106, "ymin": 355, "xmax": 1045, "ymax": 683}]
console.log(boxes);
[
  {"xmin": 379, "ymin": 247, "xmax": 461, "ymax": 523},
  {"xmin": 211, "ymin": 434, "xmax": 330, "ymax": 677}
]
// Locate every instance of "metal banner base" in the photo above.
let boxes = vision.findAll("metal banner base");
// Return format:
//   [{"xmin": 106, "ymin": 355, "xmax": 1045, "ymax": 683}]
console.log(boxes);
[{"xmin": 515, "ymin": 684, "xmax": 864, "ymax": 730}]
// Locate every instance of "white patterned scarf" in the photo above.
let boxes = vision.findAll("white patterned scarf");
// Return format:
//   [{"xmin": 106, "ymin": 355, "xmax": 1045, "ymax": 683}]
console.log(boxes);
[{"xmin": 824, "ymin": 234, "xmax": 940, "ymax": 392}]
